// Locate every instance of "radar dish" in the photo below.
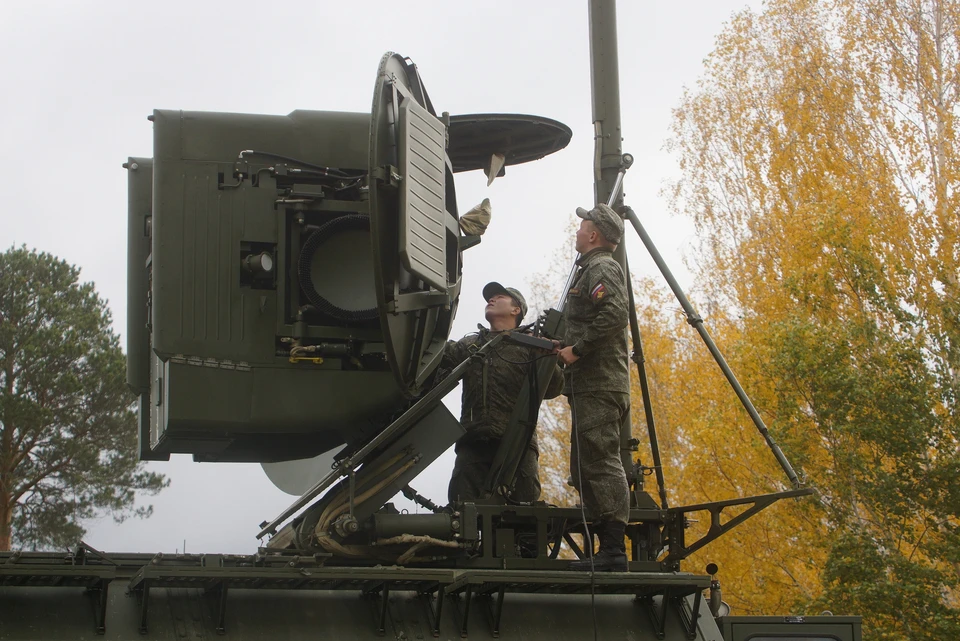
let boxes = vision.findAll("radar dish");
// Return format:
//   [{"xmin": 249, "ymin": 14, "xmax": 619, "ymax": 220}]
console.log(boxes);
[
  {"xmin": 368, "ymin": 52, "xmax": 459, "ymax": 396},
  {"xmin": 261, "ymin": 447, "xmax": 345, "ymax": 496},
  {"xmin": 447, "ymin": 114, "xmax": 572, "ymax": 173}
]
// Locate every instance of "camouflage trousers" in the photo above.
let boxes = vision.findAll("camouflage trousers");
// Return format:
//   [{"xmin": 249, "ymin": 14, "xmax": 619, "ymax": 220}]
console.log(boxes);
[
  {"xmin": 448, "ymin": 441, "xmax": 541, "ymax": 504},
  {"xmin": 568, "ymin": 390, "xmax": 630, "ymax": 525}
]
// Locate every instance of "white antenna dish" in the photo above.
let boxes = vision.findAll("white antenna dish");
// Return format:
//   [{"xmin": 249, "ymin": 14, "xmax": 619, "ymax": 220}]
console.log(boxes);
[{"xmin": 261, "ymin": 447, "xmax": 345, "ymax": 496}]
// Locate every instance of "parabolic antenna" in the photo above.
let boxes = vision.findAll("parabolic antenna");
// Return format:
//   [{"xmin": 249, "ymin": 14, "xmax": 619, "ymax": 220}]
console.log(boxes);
[
  {"xmin": 261, "ymin": 446, "xmax": 345, "ymax": 496},
  {"xmin": 447, "ymin": 113, "xmax": 572, "ymax": 173}
]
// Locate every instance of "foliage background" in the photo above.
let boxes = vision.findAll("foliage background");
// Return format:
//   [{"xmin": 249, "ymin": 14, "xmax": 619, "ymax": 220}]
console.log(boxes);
[
  {"xmin": 0, "ymin": 247, "xmax": 167, "ymax": 551},
  {"xmin": 533, "ymin": 1, "xmax": 960, "ymax": 638}
]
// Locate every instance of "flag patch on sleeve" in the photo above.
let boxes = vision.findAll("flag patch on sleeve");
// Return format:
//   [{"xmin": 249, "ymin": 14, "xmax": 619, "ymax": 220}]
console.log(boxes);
[{"xmin": 591, "ymin": 283, "xmax": 606, "ymax": 301}]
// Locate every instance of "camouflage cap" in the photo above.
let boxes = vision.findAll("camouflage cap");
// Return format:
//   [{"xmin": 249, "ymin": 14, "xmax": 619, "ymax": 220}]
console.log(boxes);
[
  {"xmin": 482, "ymin": 282, "xmax": 528, "ymax": 323},
  {"xmin": 576, "ymin": 203, "xmax": 624, "ymax": 245}
]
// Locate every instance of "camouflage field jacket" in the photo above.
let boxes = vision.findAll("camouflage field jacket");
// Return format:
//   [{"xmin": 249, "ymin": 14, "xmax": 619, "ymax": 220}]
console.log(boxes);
[
  {"xmin": 562, "ymin": 248, "xmax": 631, "ymax": 394},
  {"xmin": 441, "ymin": 327, "xmax": 563, "ymax": 453}
]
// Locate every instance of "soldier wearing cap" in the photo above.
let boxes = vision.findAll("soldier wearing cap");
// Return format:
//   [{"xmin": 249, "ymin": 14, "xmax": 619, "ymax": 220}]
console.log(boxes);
[
  {"xmin": 557, "ymin": 203, "xmax": 631, "ymax": 572},
  {"xmin": 441, "ymin": 283, "xmax": 564, "ymax": 505}
]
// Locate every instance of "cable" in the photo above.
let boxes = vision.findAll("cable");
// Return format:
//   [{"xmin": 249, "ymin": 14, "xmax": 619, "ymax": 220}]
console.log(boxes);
[
  {"xmin": 237, "ymin": 150, "xmax": 353, "ymax": 177},
  {"xmin": 570, "ymin": 372, "xmax": 600, "ymax": 641},
  {"xmin": 314, "ymin": 452, "xmax": 409, "ymax": 536},
  {"xmin": 333, "ymin": 177, "xmax": 365, "ymax": 192}
]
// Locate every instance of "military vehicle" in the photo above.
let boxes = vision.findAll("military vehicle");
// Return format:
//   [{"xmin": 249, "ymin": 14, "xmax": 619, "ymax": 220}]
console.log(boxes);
[{"xmin": 0, "ymin": 1, "xmax": 861, "ymax": 639}]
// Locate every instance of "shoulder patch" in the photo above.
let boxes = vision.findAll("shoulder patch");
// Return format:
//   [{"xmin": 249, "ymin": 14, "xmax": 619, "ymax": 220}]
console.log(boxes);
[{"xmin": 591, "ymin": 282, "xmax": 606, "ymax": 301}]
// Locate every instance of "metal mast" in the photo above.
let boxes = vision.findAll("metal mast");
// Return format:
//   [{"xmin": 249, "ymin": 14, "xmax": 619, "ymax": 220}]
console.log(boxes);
[
  {"xmin": 587, "ymin": 0, "xmax": 802, "ymax": 491},
  {"xmin": 588, "ymin": 0, "xmax": 637, "ymax": 484}
]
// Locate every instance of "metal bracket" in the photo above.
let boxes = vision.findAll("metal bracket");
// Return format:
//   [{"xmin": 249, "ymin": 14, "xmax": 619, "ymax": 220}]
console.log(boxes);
[
  {"xmin": 385, "ymin": 291, "xmax": 450, "ymax": 314},
  {"xmin": 87, "ymin": 578, "xmax": 109, "ymax": 635},
  {"xmin": 451, "ymin": 586, "xmax": 473, "ymax": 638},
  {"xmin": 361, "ymin": 581, "xmax": 390, "ymax": 636},
  {"xmin": 678, "ymin": 591, "xmax": 702, "ymax": 640},
  {"xmin": 641, "ymin": 591, "xmax": 669, "ymax": 639},
  {"xmin": 75, "ymin": 542, "xmax": 119, "ymax": 566},
  {"xmin": 215, "ymin": 582, "xmax": 228, "ymax": 635},
  {"xmin": 372, "ymin": 165, "xmax": 402, "ymax": 188},
  {"xmin": 458, "ymin": 235, "xmax": 481, "ymax": 251},
  {"xmin": 136, "ymin": 579, "xmax": 150, "ymax": 635},
  {"xmin": 562, "ymin": 531, "xmax": 587, "ymax": 560},
  {"xmin": 664, "ymin": 488, "xmax": 813, "ymax": 564},
  {"xmin": 547, "ymin": 528, "xmax": 565, "ymax": 560},
  {"xmin": 483, "ymin": 586, "xmax": 506, "ymax": 638},
  {"xmin": 421, "ymin": 584, "xmax": 446, "ymax": 637},
  {"xmin": 639, "ymin": 591, "xmax": 700, "ymax": 640},
  {"xmin": 379, "ymin": 582, "xmax": 391, "ymax": 636}
]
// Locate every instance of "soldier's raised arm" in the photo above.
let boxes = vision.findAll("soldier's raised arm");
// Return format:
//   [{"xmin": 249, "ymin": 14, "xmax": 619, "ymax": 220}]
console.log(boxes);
[{"xmin": 439, "ymin": 336, "xmax": 472, "ymax": 371}]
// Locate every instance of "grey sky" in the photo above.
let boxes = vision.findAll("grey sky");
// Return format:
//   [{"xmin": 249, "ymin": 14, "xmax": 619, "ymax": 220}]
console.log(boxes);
[{"xmin": 0, "ymin": 0, "xmax": 760, "ymax": 553}]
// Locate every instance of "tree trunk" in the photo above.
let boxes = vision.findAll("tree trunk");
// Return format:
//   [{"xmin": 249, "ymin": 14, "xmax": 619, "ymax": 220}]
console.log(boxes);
[{"xmin": 0, "ymin": 491, "xmax": 12, "ymax": 550}]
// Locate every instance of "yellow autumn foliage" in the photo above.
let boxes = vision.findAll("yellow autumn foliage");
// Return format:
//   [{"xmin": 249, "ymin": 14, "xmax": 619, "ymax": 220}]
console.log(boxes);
[
  {"xmin": 667, "ymin": 0, "xmax": 960, "ymax": 636},
  {"xmin": 529, "ymin": 2, "xmax": 960, "ymax": 637}
]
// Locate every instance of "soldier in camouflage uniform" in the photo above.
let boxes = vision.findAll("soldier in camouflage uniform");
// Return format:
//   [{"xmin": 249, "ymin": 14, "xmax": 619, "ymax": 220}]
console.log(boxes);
[
  {"xmin": 442, "ymin": 283, "xmax": 564, "ymax": 504},
  {"xmin": 556, "ymin": 203, "xmax": 631, "ymax": 572}
]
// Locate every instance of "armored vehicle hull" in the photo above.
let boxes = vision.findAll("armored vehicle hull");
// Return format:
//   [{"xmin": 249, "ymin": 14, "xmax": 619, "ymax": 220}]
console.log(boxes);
[{"xmin": 0, "ymin": 550, "xmax": 862, "ymax": 641}]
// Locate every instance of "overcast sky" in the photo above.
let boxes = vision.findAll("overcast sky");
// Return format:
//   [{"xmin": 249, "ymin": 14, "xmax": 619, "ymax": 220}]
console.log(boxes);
[{"xmin": 0, "ymin": 0, "xmax": 761, "ymax": 553}]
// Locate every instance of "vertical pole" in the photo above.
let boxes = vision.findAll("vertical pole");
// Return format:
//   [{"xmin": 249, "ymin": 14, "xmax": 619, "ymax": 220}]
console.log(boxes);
[
  {"xmin": 588, "ymin": 0, "xmax": 633, "ymax": 480},
  {"xmin": 589, "ymin": 0, "xmax": 623, "ymax": 210}
]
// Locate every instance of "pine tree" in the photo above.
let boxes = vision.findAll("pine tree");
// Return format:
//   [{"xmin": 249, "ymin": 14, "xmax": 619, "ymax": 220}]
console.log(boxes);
[{"xmin": 0, "ymin": 246, "xmax": 167, "ymax": 550}]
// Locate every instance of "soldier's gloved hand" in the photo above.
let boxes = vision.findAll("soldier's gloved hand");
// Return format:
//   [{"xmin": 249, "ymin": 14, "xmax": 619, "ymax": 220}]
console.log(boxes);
[
  {"xmin": 617, "ymin": 204, "xmax": 634, "ymax": 220},
  {"xmin": 459, "ymin": 198, "xmax": 492, "ymax": 236}
]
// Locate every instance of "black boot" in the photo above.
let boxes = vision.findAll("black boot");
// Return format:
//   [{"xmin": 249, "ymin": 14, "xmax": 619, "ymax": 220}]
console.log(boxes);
[{"xmin": 567, "ymin": 521, "xmax": 628, "ymax": 572}]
